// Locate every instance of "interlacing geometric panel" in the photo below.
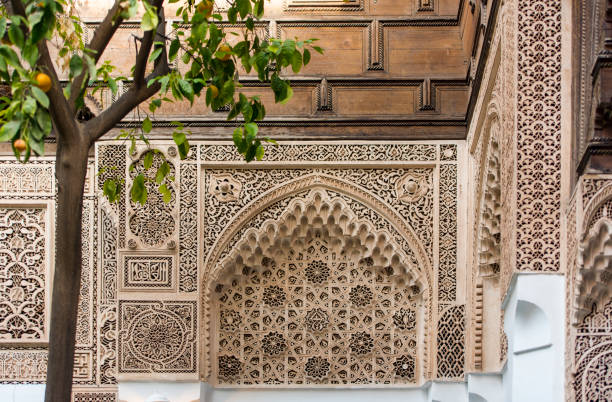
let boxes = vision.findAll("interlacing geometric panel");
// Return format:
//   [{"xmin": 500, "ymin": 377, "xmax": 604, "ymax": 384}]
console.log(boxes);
[
  {"xmin": 0, "ymin": 208, "xmax": 47, "ymax": 341},
  {"xmin": 436, "ymin": 305, "xmax": 465, "ymax": 378},
  {"xmin": 209, "ymin": 187, "xmax": 429, "ymax": 386},
  {"xmin": 515, "ymin": 0, "xmax": 562, "ymax": 272},
  {"xmin": 214, "ymin": 210, "xmax": 423, "ymax": 385},
  {"xmin": 573, "ymin": 300, "xmax": 612, "ymax": 401}
]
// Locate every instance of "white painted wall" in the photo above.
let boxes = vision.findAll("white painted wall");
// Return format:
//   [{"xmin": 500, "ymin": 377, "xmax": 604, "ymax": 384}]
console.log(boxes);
[
  {"xmin": 0, "ymin": 384, "xmax": 45, "ymax": 402},
  {"xmin": 501, "ymin": 273, "xmax": 565, "ymax": 402},
  {"xmin": 118, "ymin": 382, "xmax": 200, "ymax": 402}
]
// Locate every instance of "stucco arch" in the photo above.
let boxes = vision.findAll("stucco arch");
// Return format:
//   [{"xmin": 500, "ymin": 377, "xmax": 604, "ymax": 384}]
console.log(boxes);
[
  {"xmin": 574, "ymin": 183, "xmax": 612, "ymax": 323},
  {"xmin": 200, "ymin": 173, "xmax": 434, "ymax": 380}
]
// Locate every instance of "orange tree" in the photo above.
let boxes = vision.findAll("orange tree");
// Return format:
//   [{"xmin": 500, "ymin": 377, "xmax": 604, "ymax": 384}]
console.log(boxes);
[{"xmin": 0, "ymin": 0, "xmax": 321, "ymax": 400}]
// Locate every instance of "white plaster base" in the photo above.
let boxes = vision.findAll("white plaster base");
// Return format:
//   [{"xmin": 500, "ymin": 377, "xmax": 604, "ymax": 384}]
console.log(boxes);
[
  {"xmin": 0, "ymin": 384, "xmax": 45, "ymax": 402},
  {"xmin": 501, "ymin": 273, "xmax": 565, "ymax": 402}
]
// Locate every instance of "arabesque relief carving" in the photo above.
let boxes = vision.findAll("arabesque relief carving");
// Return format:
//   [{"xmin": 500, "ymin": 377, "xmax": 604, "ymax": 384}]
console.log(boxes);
[{"xmin": 0, "ymin": 208, "xmax": 47, "ymax": 342}]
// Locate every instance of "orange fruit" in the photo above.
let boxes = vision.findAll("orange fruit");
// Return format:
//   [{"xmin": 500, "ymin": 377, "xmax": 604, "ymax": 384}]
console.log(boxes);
[
  {"xmin": 14, "ymin": 139, "xmax": 26, "ymax": 153},
  {"xmin": 217, "ymin": 44, "xmax": 231, "ymax": 61},
  {"xmin": 196, "ymin": 1, "xmax": 213, "ymax": 18},
  {"xmin": 35, "ymin": 73, "xmax": 52, "ymax": 93},
  {"xmin": 209, "ymin": 84, "xmax": 219, "ymax": 98}
]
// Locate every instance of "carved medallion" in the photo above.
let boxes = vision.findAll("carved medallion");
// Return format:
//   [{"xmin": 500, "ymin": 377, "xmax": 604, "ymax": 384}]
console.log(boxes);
[
  {"xmin": 395, "ymin": 172, "xmax": 430, "ymax": 203},
  {"xmin": 209, "ymin": 174, "xmax": 242, "ymax": 202}
]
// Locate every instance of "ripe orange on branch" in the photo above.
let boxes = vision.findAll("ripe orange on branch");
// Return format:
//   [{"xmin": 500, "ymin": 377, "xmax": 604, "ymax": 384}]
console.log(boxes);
[
  {"xmin": 209, "ymin": 84, "xmax": 219, "ymax": 98},
  {"xmin": 196, "ymin": 0, "xmax": 214, "ymax": 18},
  {"xmin": 35, "ymin": 73, "xmax": 52, "ymax": 93},
  {"xmin": 217, "ymin": 44, "xmax": 232, "ymax": 61},
  {"xmin": 14, "ymin": 139, "xmax": 26, "ymax": 153}
]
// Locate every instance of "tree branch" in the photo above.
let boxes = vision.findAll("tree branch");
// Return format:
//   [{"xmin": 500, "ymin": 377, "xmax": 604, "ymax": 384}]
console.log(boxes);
[
  {"xmin": 133, "ymin": 0, "xmax": 164, "ymax": 88},
  {"xmin": 9, "ymin": 0, "xmax": 79, "ymax": 139},
  {"xmin": 69, "ymin": 0, "xmax": 125, "ymax": 107},
  {"xmin": 85, "ymin": 7, "xmax": 169, "ymax": 143}
]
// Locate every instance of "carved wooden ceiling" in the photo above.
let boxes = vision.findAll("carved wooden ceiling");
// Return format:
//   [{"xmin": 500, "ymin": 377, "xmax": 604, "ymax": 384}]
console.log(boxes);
[{"xmin": 74, "ymin": 0, "xmax": 497, "ymax": 139}]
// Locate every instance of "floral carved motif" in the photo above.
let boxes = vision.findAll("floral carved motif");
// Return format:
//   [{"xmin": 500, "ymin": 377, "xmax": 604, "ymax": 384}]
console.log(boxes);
[
  {"xmin": 209, "ymin": 174, "xmax": 242, "ymax": 202},
  {"xmin": 0, "ymin": 208, "xmax": 47, "ymax": 341},
  {"xmin": 118, "ymin": 301, "xmax": 196, "ymax": 375},
  {"xmin": 305, "ymin": 356, "xmax": 330, "ymax": 379},
  {"xmin": 395, "ymin": 172, "xmax": 430, "ymax": 203}
]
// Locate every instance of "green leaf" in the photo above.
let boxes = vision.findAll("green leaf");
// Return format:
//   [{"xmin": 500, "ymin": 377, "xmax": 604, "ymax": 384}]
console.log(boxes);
[
  {"xmin": 149, "ymin": 98, "xmax": 162, "ymax": 113},
  {"xmin": 0, "ymin": 120, "xmax": 21, "ymax": 142},
  {"xmin": 236, "ymin": 0, "xmax": 251, "ymax": 18},
  {"xmin": 23, "ymin": 97, "xmax": 37, "ymax": 117},
  {"xmin": 130, "ymin": 174, "xmax": 148, "ymax": 204},
  {"xmin": 143, "ymin": 151, "xmax": 153, "ymax": 169},
  {"xmin": 149, "ymin": 47, "xmax": 163, "ymax": 63},
  {"xmin": 0, "ymin": 19, "xmax": 6, "ymax": 41},
  {"xmin": 35, "ymin": 108, "xmax": 52, "ymax": 134},
  {"xmin": 244, "ymin": 122, "xmax": 258, "ymax": 143},
  {"xmin": 177, "ymin": 139, "xmax": 189, "ymax": 159},
  {"xmin": 69, "ymin": 54, "xmax": 84, "ymax": 78},
  {"xmin": 31, "ymin": 87, "xmax": 49, "ymax": 108},
  {"xmin": 241, "ymin": 102, "xmax": 253, "ymax": 123},
  {"xmin": 159, "ymin": 183, "xmax": 172, "ymax": 203},
  {"xmin": 155, "ymin": 161, "xmax": 170, "ymax": 184},
  {"xmin": 29, "ymin": 136, "xmax": 44, "ymax": 156},
  {"xmin": 30, "ymin": 124, "xmax": 44, "ymax": 141},
  {"xmin": 141, "ymin": 2, "xmax": 159, "ymax": 31},
  {"xmin": 280, "ymin": 85, "xmax": 293, "ymax": 105},
  {"xmin": 108, "ymin": 77, "xmax": 118, "ymax": 95},
  {"xmin": 227, "ymin": 6, "xmax": 237, "ymax": 24},
  {"xmin": 233, "ymin": 126, "xmax": 244, "ymax": 150},
  {"xmin": 23, "ymin": 45, "xmax": 38, "ymax": 67},
  {"xmin": 178, "ymin": 79, "xmax": 194, "ymax": 104},
  {"xmin": 172, "ymin": 130, "xmax": 186, "ymax": 145},
  {"xmin": 28, "ymin": 11, "xmax": 44, "ymax": 27},
  {"xmin": 245, "ymin": 16, "xmax": 254, "ymax": 31},
  {"xmin": 8, "ymin": 22, "xmax": 24, "ymax": 49},
  {"xmin": 142, "ymin": 116, "xmax": 153, "ymax": 133},
  {"xmin": 169, "ymin": 38, "xmax": 181, "ymax": 62},
  {"xmin": 84, "ymin": 54, "xmax": 97, "ymax": 82},
  {"xmin": 103, "ymin": 179, "xmax": 120, "ymax": 203},
  {"xmin": 254, "ymin": 0, "xmax": 264, "ymax": 19},
  {"xmin": 0, "ymin": 46, "xmax": 21, "ymax": 68},
  {"xmin": 255, "ymin": 143, "xmax": 265, "ymax": 160},
  {"xmin": 271, "ymin": 74, "xmax": 290, "ymax": 103},
  {"xmin": 291, "ymin": 51, "xmax": 302, "ymax": 74},
  {"xmin": 313, "ymin": 46, "xmax": 324, "ymax": 54},
  {"xmin": 303, "ymin": 48, "xmax": 311, "ymax": 65}
]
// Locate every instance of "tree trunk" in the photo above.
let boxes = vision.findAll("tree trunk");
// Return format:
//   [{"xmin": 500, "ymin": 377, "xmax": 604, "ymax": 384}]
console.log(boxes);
[{"xmin": 44, "ymin": 135, "xmax": 90, "ymax": 402}]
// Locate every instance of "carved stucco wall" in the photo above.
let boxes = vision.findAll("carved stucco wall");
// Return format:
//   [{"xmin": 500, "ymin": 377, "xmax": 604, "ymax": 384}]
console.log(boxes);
[
  {"xmin": 566, "ymin": 176, "xmax": 612, "ymax": 401},
  {"xmin": 0, "ymin": 141, "xmax": 464, "ymax": 399}
]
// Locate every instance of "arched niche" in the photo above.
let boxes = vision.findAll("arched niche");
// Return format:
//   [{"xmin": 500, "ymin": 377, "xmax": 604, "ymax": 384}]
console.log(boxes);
[
  {"xmin": 514, "ymin": 300, "xmax": 551, "ymax": 354},
  {"xmin": 201, "ymin": 174, "xmax": 433, "ymax": 385},
  {"xmin": 574, "ymin": 183, "xmax": 612, "ymax": 323}
]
